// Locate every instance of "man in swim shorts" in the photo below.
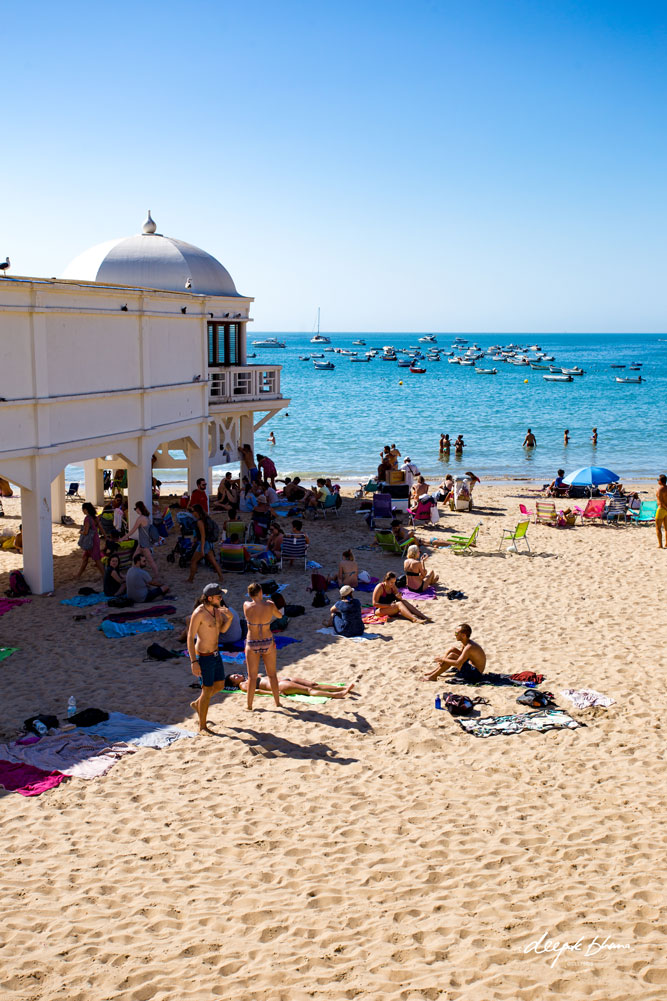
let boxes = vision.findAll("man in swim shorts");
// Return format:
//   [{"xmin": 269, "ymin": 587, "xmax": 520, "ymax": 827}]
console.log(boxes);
[
  {"xmin": 656, "ymin": 474, "xmax": 667, "ymax": 549},
  {"xmin": 422, "ymin": 623, "xmax": 487, "ymax": 681},
  {"xmin": 523, "ymin": 428, "xmax": 537, "ymax": 448},
  {"xmin": 243, "ymin": 582, "xmax": 284, "ymax": 710},
  {"xmin": 187, "ymin": 583, "xmax": 234, "ymax": 733}
]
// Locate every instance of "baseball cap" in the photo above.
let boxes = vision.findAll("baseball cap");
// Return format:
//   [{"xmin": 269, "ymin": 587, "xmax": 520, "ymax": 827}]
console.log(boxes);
[{"xmin": 203, "ymin": 583, "xmax": 226, "ymax": 597}]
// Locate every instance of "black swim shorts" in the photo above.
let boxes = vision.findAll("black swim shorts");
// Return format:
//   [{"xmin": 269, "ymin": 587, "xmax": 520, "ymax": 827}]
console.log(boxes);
[{"xmin": 198, "ymin": 652, "xmax": 226, "ymax": 688}]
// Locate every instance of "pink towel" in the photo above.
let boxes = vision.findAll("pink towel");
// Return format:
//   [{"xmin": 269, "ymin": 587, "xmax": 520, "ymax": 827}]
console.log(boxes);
[
  {"xmin": 0, "ymin": 759, "xmax": 66, "ymax": 796},
  {"xmin": 0, "ymin": 598, "xmax": 31, "ymax": 618}
]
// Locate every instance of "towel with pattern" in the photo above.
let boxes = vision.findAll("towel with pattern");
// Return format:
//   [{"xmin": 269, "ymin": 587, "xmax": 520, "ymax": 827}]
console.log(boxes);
[
  {"xmin": 100, "ymin": 618, "xmax": 174, "ymax": 638},
  {"xmin": 560, "ymin": 689, "xmax": 615, "ymax": 709},
  {"xmin": 0, "ymin": 759, "xmax": 67, "ymax": 796},
  {"xmin": 0, "ymin": 732, "xmax": 135, "ymax": 778},
  {"xmin": 456, "ymin": 708, "xmax": 585, "ymax": 738},
  {"xmin": 76, "ymin": 711, "xmax": 196, "ymax": 747}
]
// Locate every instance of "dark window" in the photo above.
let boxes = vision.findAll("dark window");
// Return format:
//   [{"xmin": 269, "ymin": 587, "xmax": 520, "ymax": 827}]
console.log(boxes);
[
  {"xmin": 208, "ymin": 322, "xmax": 242, "ymax": 366},
  {"xmin": 227, "ymin": 324, "xmax": 238, "ymax": 365},
  {"xmin": 208, "ymin": 324, "xmax": 215, "ymax": 366}
]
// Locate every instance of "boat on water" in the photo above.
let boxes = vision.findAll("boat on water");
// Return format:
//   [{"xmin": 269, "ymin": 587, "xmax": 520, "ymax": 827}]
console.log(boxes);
[
  {"xmin": 616, "ymin": 376, "xmax": 643, "ymax": 383},
  {"xmin": 610, "ymin": 364, "xmax": 626, "ymax": 369},
  {"xmin": 418, "ymin": 335, "xmax": 437, "ymax": 343},
  {"xmin": 397, "ymin": 359, "xmax": 413, "ymax": 367},
  {"xmin": 476, "ymin": 367, "xmax": 497, "ymax": 374},
  {"xmin": 628, "ymin": 365, "xmax": 641, "ymax": 371},
  {"xmin": 310, "ymin": 307, "xmax": 331, "ymax": 344},
  {"xmin": 541, "ymin": 355, "xmax": 555, "ymax": 361},
  {"xmin": 459, "ymin": 359, "xmax": 476, "ymax": 366},
  {"xmin": 352, "ymin": 339, "xmax": 366, "ymax": 346},
  {"xmin": 529, "ymin": 363, "xmax": 549, "ymax": 370},
  {"xmin": 246, "ymin": 352, "xmax": 257, "ymax": 358},
  {"xmin": 350, "ymin": 356, "xmax": 371, "ymax": 362},
  {"xmin": 252, "ymin": 337, "xmax": 286, "ymax": 348},
  {"xmin": 453, "ymin": 337, "xmax": 467, "ymax": 343},
  {"xmin": 448, "ymin": 357, "xmax": 460, "ymax": 364},
  {"xmin": 410, "ymin": 366, "xmax": 426, "ymax": 373},
  {"xmin": 298, "ymin": 355, "xmax": 311, "ymax": 361},
  {"xmin": 549, "ymin": 365, "xmax": 562, "ymax": 373},
  {"xmin": 561, "ymin": 367, "xmax": 585, "ymax": 376},
  {"xmin": 310, "ymin": 352, "xmax": 324, "ymax": 358},
  {"xmin": 313, "ymin": 359, "xmax": 335, "ymax": 370},
  {"xmin": 543, "ymin": 374, "xmax": 572, "ymax": 382}
]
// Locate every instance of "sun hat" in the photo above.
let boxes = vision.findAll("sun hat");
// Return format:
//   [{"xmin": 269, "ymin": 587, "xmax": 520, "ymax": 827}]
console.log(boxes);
[
  {"xmin": 339, "ymin": 585, "xmax": 354, "ymax": 598},
  {"xmin": 203, "ymin": 583, "xmax": 226, "ymax": 597}
]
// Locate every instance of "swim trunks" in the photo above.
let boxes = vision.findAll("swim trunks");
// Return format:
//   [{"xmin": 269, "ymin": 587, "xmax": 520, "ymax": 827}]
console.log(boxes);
[
  {"xmin": 198, "ymin": 652, "xmax": 226, "ymax": 687},
  {"xmin": 656, "ymin": 506, "xmax": 667, "ymax": 520}
]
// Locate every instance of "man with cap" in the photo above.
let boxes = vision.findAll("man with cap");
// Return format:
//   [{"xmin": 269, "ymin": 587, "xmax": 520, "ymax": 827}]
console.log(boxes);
[
  {"xmin": 187, "ymin": 583, "xmax": 234, "ymax": 733},
  {"xmin": 327, "ymin": 585, "xmax": 365, "ymax": 638},
  {"xmin": 401, "ymin": 456, "xmax": 420, "ymax": 487}
]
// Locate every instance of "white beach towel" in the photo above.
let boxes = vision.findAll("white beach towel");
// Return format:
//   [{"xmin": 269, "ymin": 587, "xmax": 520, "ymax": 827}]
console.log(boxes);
[
  {"xmin": 316, "ymin": 627, "xmax": 382, "ymax": 642},
  {"xmin": 560, "ymin": 688, "xmax": 615, "ymax": 709}
]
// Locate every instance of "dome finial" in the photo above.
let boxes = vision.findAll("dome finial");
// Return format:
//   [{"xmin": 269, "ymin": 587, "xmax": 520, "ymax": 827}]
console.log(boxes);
[{"xmin": 142, "ymin": 210, "xmax": 157, "ymax": 235}]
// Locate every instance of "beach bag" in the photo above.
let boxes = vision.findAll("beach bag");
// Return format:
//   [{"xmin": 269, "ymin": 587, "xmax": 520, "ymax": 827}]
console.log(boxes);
[
  {"xmin": 107, "ymin": 596, "xmax": 134, "ymax": 608},
  {"xmin": 68, "ymin": 708, "xmax": 109, "ymax": 727},
  {"xmin": 261, "ymin": 580, "xmax": 280, "ymax": 596},
  {"xmin": 309, "ymin": 572, "xmax": 328, "ymax": 593},
  {"xmin": 78, "ymin": 526, "xmax": 95, "ymax": 551},
  {"xmin": 312, "ymin": 591, "xmax": 329, "ymax": 607},
  {"xmin": 441, "ymin": 693, "xmax": 488, "ymax": 716},
  {"xmin": 270, "ymin": 614, "xmax": 289, "ymax": 632},
  {"xmin": 148, "ymin": 522, "xmax": 160, "ymax": 543},
  {"xmin": 145, "ymin": 642, "xmax": 179, "ymax": 661},
  {"xmin": 24, "ymin": 713, "xmax": 59, "ymax": 734},
  {"xmin": 7, "ymin": 569, "xmax": 31, "ymax": 597},
  {"xmin": 285, "ymin": 603, "xmax": 305, "ymax": 617},
  {"xmin": 205, "ymin": 516, "xmax": 220, "ymax": 543},
  {"xmin": 516, "ymin": 689, "xmax": 556, "ymax": 708}
]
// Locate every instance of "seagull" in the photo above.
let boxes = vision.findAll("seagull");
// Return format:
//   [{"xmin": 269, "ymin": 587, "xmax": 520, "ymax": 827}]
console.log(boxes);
[
  {"xmin": 185, "ymin": 277, "xmax": 192, "ymax": 289},
  {"xmin": 120, "ymin": 304, "xmax": 128, "ymax": 311},
  {"xmin": 193, "ymin": 374, "xmax": 201, "ymax": 382},
  {"xmin": 181, "ymin": 306, "xmax": 187, "ymax": 314},
  {"xmin": 0, "ymin": 257, "xmax": 10, "ymax": 276}
]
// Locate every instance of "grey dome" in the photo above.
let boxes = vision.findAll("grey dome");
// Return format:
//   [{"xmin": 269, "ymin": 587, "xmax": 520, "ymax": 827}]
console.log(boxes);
[{"xmin": 61, "ymin": 215, "xmax": 239, "ymax": 296}]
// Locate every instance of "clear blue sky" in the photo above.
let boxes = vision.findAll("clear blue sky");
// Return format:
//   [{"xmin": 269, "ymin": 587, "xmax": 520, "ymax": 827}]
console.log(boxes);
[{"xmin": 2, "ymin": 0, "xmax": 666, "ymax": 331}]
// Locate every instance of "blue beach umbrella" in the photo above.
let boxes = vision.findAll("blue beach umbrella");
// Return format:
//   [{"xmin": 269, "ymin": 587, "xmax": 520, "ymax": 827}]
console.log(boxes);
[{"xmin": 564, "ymin": 466, "xmax": 620, "ymax": 495}]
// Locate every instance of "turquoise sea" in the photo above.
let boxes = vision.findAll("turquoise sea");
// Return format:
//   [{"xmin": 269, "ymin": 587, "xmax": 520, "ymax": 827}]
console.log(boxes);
[{"xmin": 66, "ymin": 333, "xmax": 665, "ymax": 489}]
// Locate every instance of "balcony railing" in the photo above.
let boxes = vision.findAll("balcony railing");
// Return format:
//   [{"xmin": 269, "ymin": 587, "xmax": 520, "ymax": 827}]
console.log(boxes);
[{"xmin": 208, "ymin": 364, "xmax": 283, "ymax": 404}]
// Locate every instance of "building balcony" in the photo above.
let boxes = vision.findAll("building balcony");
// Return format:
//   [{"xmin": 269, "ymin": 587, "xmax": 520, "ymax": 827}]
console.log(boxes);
[{"xmin": 208, "ymin": 364, "xmax": 284, "ymax": 406}]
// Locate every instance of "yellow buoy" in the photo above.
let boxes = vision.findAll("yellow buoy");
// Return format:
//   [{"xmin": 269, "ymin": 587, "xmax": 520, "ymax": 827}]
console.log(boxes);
[
  {"xmin": 524, "ymin": 379, "xmax": 528, "ymax": 383},
  {"xmin": 399, "ymin": 380, "xmax": 403, "ymax": 385}
]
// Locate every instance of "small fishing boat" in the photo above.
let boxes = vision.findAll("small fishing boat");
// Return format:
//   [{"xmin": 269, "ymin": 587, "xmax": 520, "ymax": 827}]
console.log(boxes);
[
  {"xmin": 541, "ymin": 355, "xmax": 555, "ymax": 361},
  {"xmin": 610, "ymin": 364, "xmax": 626, "ymax": 369},
  {"xmin": 529, "ymin": 362, "xmax": 549, "ymax": 370},
  {"xmin": 350, "ymin": 356, "xmax": 371, "ymax": 362},
  {"xmin": 448, "ymin": 357, "xmax": 461, "ymax": 364},
  {"xmin": 298, "ymin": 355, "xmax": 311, "ymax": 361},
  {"xmin": 397, "ymin": 359, "xmax": 413, "ymax": 367},
  {"xmin": 549, "ymin": 365, "xmax": 562, "ymax": 373},
  {"xmin": 310, "ymin": 353, "xmax": 324, "ymax": 358},
  {"xmin": 382, "ymin": 353, "xmax": 397, "ymax": 361},
  {"xmin": 628, "ymin": 365, "xmax": 641, "ymax": 371},
  {"xmin": 459, "ymin": 359, "xmax": 475, "ymax": 366},
  {"xmin": 475, "ymin": 367, "xmax": 497, "ymax": 374},
  {"xmin": 561, "ymin": 367, "xmax": 584, "ymax": 376},
  {"xmin": 352, "ymin": 339, "xmax": 366, "ymax": 346},
  {"xmin": 543, "ymin": 374, "xmax": 572, "ymax": 382},
  {"xmin": 246, "ymin": 352, "xmax": 257, "ymax": 358},
  {"xmin": 616, "ymin": 376, "xmax": 643, "ymax": 383},
  {"xmin": 313, "ymin": 359, "xmax": 335, "ymax": 370},
  {"xmin": 410, "ymin": 366, "xmax": 426, "ymax": 373}
]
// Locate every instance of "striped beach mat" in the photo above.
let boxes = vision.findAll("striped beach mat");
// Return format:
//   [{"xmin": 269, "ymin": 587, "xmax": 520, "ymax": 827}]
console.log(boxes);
[{"xmin": 456, "ymin": 708, "xmax": 585, "ymax": 738}]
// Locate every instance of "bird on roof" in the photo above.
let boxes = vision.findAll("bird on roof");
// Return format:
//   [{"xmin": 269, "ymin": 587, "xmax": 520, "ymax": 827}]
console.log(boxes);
[
  {"xmin": 0, "ymin": 257, "xmax": 10, "ymax": 276},
  {"xmin": 185, "ymin": 277, "xmax": 192, "ymax": 289}
]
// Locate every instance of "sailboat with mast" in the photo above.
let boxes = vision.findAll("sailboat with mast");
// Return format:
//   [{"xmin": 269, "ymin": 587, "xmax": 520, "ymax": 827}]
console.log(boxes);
[{"xmin": 310, "ymin": 307, "xmax": 331, "ymax": 344}]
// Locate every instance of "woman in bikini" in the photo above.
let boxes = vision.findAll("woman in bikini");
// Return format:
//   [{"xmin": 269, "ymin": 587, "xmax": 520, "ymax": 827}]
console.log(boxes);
[
  {"xmin": 372, "ymin": 572, "xmax": 430, "ymax": 624},
  {"xmin": 225, "ymin": 673, "xmax": 355, "ymax": 699},
  {"xmin": 403, "ymin": 544, "xmax": 439, "ymax": 592},
  {"xmin": 243, "ymin": 582, "xmax": 284, "ymax": 709},
  {"xmin": 336, "ymin": 549, "xmax": 359, "ymax": 588}
]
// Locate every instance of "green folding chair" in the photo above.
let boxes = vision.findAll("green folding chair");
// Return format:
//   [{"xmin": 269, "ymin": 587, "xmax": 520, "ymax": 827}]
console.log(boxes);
[
  {"xmin": 499, "ymin": 520, "xmax": 530, "ymax": 553},
  {"xmin": 375, "ymin": 530, "xmax": 414, "ymax": 555},
  {"xmin": 629, "ymin": 500, "xmax": 658, "ymax": 525},
  {"xmin": 225, "ymin": 520, "xmax": 246, "ymax": 542},
  {"xmin": 449, "ymin": 523, "xmax": 481, "ymax": 555}
]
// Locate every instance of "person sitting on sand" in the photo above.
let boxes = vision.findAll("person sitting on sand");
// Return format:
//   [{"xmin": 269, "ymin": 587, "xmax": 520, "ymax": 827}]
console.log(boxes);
[
  {"xmin": 403, "ymin": 544, "xmax": 439, "ymax": 592},
  {"xmin": 225, "ymin": 673, "xmax": 355, "ymax": 700},
  {"xmin": 337, "ymin": 549, "xmax": 359, "ymax": 588},
  {"xmin": 326, "ymin": 585, "xmax": 365, "ymax": 637},
  {"xmin": 391, "ymin": 519, "xmax": 415, "ymax": 546},
  {"xmin": 372, "ymin": 572, "xmax": 430, "ymax": 624},
  {"xmin": 410, "ymin": 476, "xmax": 430, "ymax": 506},
  {"xmin": 243, "ymin": 582, "xmax": 283, "ymax": 710},
  {"xmin": 188, "ymin": 583, "xmax": 235, "ymax": 732},
  {"xmin": 103, "ymin": 553, "xmax": 126, "ymax": 597},
  {"xmin": 126, "ymin": 552, "xmax": 170, "ymax": 603},
  {"xmin": 546, "ymin": 469, "xmax": 568, "ymax": 497},
  {"xmin": 422, "ymin": 623, "xmax": 486, "ymax": 681},
  {"xmin": 267, "ymin": 521, "xmax": 285, "ymax": 557}
]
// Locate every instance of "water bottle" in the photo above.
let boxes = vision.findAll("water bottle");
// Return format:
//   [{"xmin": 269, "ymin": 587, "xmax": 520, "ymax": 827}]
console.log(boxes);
[
  {"xmin": 33, "ymin": 720, "xmax": 48, "ymax": 735},
  {"xmin": 67, "ymin": 696, "xmax": 77, "ymax": 718},
  {"xmin": 435, "ymin": 695, "xmax": 442, "ymax": 711}
]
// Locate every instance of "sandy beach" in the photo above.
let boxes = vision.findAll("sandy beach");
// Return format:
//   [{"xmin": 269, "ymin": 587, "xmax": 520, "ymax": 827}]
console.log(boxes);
[{"xmin": 1, "ymin": 483, "xmax": 666, "ymax": 1001}]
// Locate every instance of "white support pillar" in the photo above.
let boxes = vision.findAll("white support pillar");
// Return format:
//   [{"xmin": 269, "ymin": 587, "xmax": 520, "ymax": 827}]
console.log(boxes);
[
  {"xmin": 187, "ymin": 423, "xmax": 208, "ymax": 495},
  {"xmin": 22, "ymin": 460, "xmax": 54, "ymax": 594},
  {"xmin": 83, "ymin": 460, "xmax": 105, "ymax": 506},
  {"xmin": 50, "ymin": 471, "xmax": 66, "ymax": 524},
  {"xmin": 127, "ymin": 441, "xmax": 153, "ymax": 516}
]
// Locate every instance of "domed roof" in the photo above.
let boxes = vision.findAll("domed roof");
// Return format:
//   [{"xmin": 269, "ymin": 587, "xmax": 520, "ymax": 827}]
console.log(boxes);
[{"xmin": 61, "ymin": 212, "xmax": 239, "ymax": 296}]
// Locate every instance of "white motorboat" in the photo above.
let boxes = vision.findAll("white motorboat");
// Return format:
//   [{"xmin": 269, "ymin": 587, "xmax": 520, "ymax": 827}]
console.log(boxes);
[
  {"xmin": 310, "ymin": 353, "xmax": 324, "ymax": 358},
  {"xmin": 459, "ymin": 359, "xmax": 476, "ymax": 366},
  {"xmin": 313, "ymin": 359, "xmax": 335, "ymax": 370},
  {"xmin": 561, "ymin": 367, "xmax": 584, "ymax": 376},
  {"xmin": 541, "ymin": 355, "xmax": 555, "ymax": 361},
  {"xmin": 616, "ymin": 376, "xmax": 643, "ymax": 383},
  {"xmin": 397, "ymin": 359, "xmax": 413, "ymax": 367},
  {"xmin": 543, "ymin": 373, "xmax": 572, "ymax": 382},
  {"xmin": 475, "ymin": 367, "xmax": 497, "ymax": 374},
  {"xmin": 418, "ymin": 335, "xmax": 437, "ymax": 342},
  {"xmin": 352, "ymin": 339, "xmax": 366, "ymax": 345},
  {"xmin": 252, "ymin": 337, "xmax": 286, "ymax": 348},
  {"xmin": 529, "ymin": 362, "xmax": 549, "ymax": 370},
  {"xmin": 448, "ymin": 357, "xmax": 461, "ymax": 364}
]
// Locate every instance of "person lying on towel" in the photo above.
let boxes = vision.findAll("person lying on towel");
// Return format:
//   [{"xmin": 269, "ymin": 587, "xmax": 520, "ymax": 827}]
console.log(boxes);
[{"xmin": 224, "ymin": 673, "xmax": 355, "ymax": 699}]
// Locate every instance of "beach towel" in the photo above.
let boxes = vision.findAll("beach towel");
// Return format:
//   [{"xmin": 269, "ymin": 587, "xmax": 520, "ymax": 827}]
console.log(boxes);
[
  {"xmin": 0, "ymin": 759, "xmax": 67, "ymax": 796},
  {"xmin": 448, "ymin": 664, "xmax": 543, "ymax": 688},
  {"xmin": 361, "ymin": 608, "xmax": 391, "ymax": 624},
  {"xmin": 0, "ymin": 647, "xmax": 18, "ymax": 662},
  {"xmin": 0, "ymin": 732, "xmax": 135, "ymax": 778},
  {"xmin": 316, "ymin": 627, "xmax": 383, "ymax": 642},
  {"xmin": 102, "ymin": 605, "xmax": 176, "ymax": 623},
  {"xmin": 306, "ymin": 560, "xmax": 323, "ymax": 570},
  {"xmin": 100, "ymin": 618, "xmax": 173, "ymax": 639},
  {"xmin": 60, "ymin": 593, "xmax": 110, "ymax": 607},
  {"xmin": 0, "ymin": 598, "xmax": 31, "ymax": 618},
  {"xmin": 223, "ymin": 688, "xmax": 332, "ymax": 705},
  {"xmin": 560, "ymin": 689, "xmax": 615, "ymax": 709},
  {"xmin": 77, "ymin": 711, "xmax": 196, "ymax": 748},
  {"xmin": 456, "ymin": 708, "xmax": 585, "ymax": 738},
  {"xmin": 355, "ymin": 576, "xmax": 379, "ymax": 592},
  {"xmin": 399, "ymin": 586, "xmax": 438, "ymax": 601}
]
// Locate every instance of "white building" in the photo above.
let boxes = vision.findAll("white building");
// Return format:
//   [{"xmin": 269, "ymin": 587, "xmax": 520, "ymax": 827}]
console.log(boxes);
[{"xmin": 0, "ymin": 212, "xmax": 289, "ymax": 593}]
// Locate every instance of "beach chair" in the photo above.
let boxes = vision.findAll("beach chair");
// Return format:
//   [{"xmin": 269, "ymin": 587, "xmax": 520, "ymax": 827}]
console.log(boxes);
[
  {"xmin": 319, "ymin": 492, "xmax": 339, "ymax": 518},
  {"xmin": 375, "ymin": 531, "xmax": 413, "ymax": 555},
  {"xmin": 224, "ymin": 520, "xmax": 246, "ymax": 542},
  {"xmin": 220, "ymin": 544, "xmax": 247, "ymax": 573},
  {"xmin": 604, "ymin": 496, "xmax": 628, "ymax": 525},
  {"xmin": 66, "ymin": 482, "xmax": 82, "ymax": 499},
  {"xmin": 574, "ymin": 497, "xmax": 606, "ymax": 525},
  {"xmin": 499, "ymin": 520, "xmax": 531, "ymax": 553},
  {"xmin": 453, "ymin": 479, "xmax": 472, "ymax": 511},
  {"xmin": 360, "ymin": 480, "xmax": 380, "ymax": 495},
  {"xmin": 629, "ymin": 500, "xmax": 658, "ymax": 525},
  {"xmin": 408, "ymin": 498, "xmax": 437, "ymax": 527},
  {"xmin": 279, "ymin": 534, "xmax": 309, "ymax": 570},
  {"xmin": 449, "ymin": 523, "xmax": 481, "ymax": 555},
  {"xmin": 369, "ymin": 492, "xmax": 395, "ymax": 528},
  {"xmin": 519, "ymin": 503, "xmax": 533, "ymax": 519},
  {"xmin": 535, "ymin": 502, "xmax": 558, "ymax": 526}
]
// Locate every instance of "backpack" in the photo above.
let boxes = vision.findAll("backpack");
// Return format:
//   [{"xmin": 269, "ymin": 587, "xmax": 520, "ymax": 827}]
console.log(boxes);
[
  {"xmin": 284, "ymin": 603, "xmax": 305, "ymax": 617},
  {"xmin": 312, "ymin": 591, "xmax": 329, "ymax": 607},
  {"xmin": 148, "ymin": 523, "xmax": 160, "ymax": 543},
  {"xmin": 438, "ymin": 693, "xmax": 488, "ymax": 716},
  {"xmin": 309, "ymin": 572, "xmax": 328, "ymax": 593},
  {"xmin": 145, "ymin": 642, "xmax": 180, "ymax": 661},
  {"xmin": 7, "ymin": 570, "xmax": 31, "ymax": 598},
  {"xmin": 516, "ymin": 689, "xmax": 556, "ymax": 708},
  {"xmin": 205, "ymin": 517, "xmax": 220, "ymax": 543}
]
